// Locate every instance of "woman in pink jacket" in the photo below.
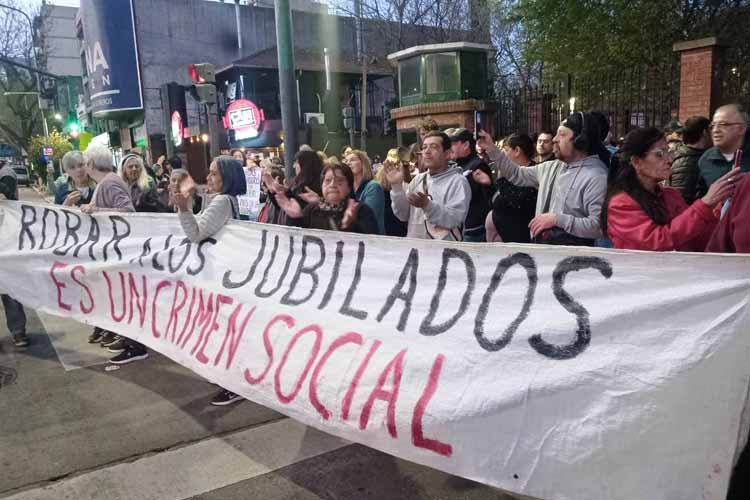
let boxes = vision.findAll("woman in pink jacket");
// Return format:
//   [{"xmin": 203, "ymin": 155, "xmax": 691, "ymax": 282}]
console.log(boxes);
[{"xmin": 602, "ymin": 127, "xmax": 737, "ymax": 251}]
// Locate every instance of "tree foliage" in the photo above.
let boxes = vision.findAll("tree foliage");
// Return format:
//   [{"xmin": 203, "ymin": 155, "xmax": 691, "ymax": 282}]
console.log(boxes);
[
  {"xmin": 28, "ymin": 130, "xmax": 72, "ymax": 180},
  {"xmin": 0, "ymin": 0, "xmax": 48, "ymax": 152},
  {"xmin": 505, "ymin": 0, "xmax": 750, "ymax": 81}
]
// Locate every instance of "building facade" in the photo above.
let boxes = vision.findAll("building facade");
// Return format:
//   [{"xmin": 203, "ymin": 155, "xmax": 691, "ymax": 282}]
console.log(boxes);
[{"xmin": 73, "ymin": 0, "xmax": 483, "ymax": 172}]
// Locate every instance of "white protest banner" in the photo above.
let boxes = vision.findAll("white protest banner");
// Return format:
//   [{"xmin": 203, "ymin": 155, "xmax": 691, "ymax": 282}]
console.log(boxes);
[{"xmin": 1, "ymin": 200, "xmax": 749, "ymax": 500}]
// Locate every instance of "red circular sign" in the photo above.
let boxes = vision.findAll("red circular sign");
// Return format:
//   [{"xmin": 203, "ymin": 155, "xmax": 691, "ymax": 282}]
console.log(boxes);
[{"xmin": 224, "ymin": 99, "xmax": 265, "ymax": 140}]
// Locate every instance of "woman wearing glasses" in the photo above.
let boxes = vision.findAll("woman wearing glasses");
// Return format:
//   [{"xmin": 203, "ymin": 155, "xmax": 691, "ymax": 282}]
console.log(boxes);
[
  {"xmin": 602, "ymin": 127, "xmax": 738, "ymax": 251},
  {"xmin": 273, "ymin": 162, "xmax": 379, "ymax": 234}
]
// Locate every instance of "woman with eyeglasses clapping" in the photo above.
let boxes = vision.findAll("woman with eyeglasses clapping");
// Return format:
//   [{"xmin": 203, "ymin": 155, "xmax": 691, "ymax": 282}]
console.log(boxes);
[{"xmin": 602, "ymin": 127, "xmax": 738, "ymax": 251}]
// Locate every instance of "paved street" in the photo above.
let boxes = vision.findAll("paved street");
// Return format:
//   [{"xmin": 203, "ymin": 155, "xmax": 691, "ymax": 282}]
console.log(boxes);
[{"xmin": 0, "ymin": 188, "xmax": 526, "ymax": 500}]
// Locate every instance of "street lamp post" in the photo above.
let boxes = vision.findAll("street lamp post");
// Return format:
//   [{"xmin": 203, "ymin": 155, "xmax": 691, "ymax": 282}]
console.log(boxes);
[{"xmin": 0, "ymin": 2, "xmax": 49, "ymax": 139}]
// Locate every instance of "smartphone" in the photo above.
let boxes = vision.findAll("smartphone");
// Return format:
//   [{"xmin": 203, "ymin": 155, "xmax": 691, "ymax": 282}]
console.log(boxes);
[{"xmin": 474, "ymin": 110, "xmax": 482, "ymax": 138}]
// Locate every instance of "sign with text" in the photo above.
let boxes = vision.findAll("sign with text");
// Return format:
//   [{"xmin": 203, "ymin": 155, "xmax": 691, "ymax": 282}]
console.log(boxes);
[
  {"xmin": 80, "ymin": 0, "xmax": 143, "ymax": 116},
  {"xmin": 238, "ymin": 166, "xmax": 262, "ymax": 221},
  {"xmin": 0, "ymin": 201, "xmax": 749, "ymax": 500},
  {"xmin": 223, "ymin": 99, "xmax": 264, "ymax": 141}
]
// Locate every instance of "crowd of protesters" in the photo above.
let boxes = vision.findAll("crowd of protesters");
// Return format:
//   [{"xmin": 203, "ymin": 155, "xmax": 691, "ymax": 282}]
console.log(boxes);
[{"xmin": 0, "ymin": 106, "xmax": 749, "ymax": 395}]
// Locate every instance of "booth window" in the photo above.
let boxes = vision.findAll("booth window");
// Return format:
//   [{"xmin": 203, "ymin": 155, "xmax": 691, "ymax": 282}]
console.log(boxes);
[
  {"xmin": 424, "ymin": 52, "xmax": 458, "ymax": 95},
  {"xmin": 399, "ymin": 56, "xmax": 421, "ymax": 98}
]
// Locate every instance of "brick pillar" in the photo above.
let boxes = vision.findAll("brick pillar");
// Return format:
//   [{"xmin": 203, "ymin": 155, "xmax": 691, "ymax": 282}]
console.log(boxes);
[{"xmin": 673, "ymin": 37, "xmax": 724, "ymax": 123}]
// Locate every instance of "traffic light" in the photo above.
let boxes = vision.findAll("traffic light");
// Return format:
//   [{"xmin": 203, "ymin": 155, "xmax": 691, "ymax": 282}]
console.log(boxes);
[
  {"xmin": 191, "ymin": 84, "xmax": 216, "ymax": 104},
  {"xmin": 188, "ymin": 63, "xmax": 216, "ymax": 104},
  {"xmin": 67, "ymin": 115, "xmax": 80, "ymax": 139},
  {"xmin": 188, "ymin": 63, "xmax": 215, "ymax": 83}
]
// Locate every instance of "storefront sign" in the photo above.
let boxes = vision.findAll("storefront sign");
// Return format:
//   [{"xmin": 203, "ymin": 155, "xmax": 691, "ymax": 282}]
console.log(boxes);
[
  {"xmin": 80, "ymin": 0, "xmax": 143, "ymax": 116},
  {"xmin": 223, "ymin": 99, "xmax": 264, "ymax": 141}
]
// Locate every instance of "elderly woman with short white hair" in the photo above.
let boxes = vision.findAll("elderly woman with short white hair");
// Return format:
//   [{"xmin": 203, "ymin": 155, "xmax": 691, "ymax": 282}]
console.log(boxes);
[{"xmin": 54, "ymin": 151, "xmax": 96, "ymax": 207}]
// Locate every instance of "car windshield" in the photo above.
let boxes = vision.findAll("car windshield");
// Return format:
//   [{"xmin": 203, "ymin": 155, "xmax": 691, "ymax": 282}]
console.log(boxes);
[{"xmin": 12, "ymin": 167, "xmax": 26, "ymax": 173}]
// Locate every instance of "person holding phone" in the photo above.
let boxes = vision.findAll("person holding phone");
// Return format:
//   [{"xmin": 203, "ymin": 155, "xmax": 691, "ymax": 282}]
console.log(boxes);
[
  {"xmin": 476, "ymin": 112, "xmax": 610, "ymax": 246},
  {"xmin": 699, "ymin": 104, "xmax": 749, "ymax": 187},
  {"xmin": 603, "ymin": 127, "xmax": 737, "ymax": 251},
  {"xmin": 449, "ymin": 128, "xmax": 495, "ymax": 241},
  {"xmin": 54, "ymin": 151, "xmax": 96, "ymax": 207}
]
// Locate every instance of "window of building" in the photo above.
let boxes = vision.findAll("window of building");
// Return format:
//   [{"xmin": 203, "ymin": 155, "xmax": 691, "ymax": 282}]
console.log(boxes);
[
  {"xmin": 399, "ymin": 56, "xmax": 421, "ymax": 98},
  {"xmin": 424, "ymin": 52, "xmax": 458, "ymax": 95}
]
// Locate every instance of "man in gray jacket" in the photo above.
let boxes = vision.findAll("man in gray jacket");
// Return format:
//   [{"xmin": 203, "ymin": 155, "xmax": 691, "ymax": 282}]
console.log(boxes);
[
  {"xmin": 476, "ymin": 112, "xmax": 609, "ymax": 244},
  {"xmin": 385, "ymin": 131, "xmax": 471, "ymax": 240}
]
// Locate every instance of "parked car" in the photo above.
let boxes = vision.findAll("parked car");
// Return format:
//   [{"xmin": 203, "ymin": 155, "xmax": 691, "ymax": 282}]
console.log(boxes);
[{"xmin": 12, "ymin": 165, "xmax": 30, "ymax": 186}]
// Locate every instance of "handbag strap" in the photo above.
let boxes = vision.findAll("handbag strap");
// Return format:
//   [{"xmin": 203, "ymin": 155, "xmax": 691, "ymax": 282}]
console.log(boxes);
[{"xmin": 541, "ymin": 165, "xmax": 561, "ymax": 213}]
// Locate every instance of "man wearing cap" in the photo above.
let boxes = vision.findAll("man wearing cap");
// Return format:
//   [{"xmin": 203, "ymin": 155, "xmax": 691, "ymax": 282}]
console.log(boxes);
[
  {"xmin": 476, "ymin": 112, "xmax": 609, "ymax": 245},
  {"xmin": 450, "ymin": 128, "xmax": 495, "ymax": 242}
]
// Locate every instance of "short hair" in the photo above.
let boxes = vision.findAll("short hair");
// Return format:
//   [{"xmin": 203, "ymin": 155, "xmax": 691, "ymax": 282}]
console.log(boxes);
[
  {"xmin": 419, "ymin": 116, "xmax": 439, "ymax": 132},
  {"xmin": 536, "ymin": 131, "xmax": 553, "ymax": 139},
  {"xmin": 346, "ymin": 149, "xmax": 373, "ymax": 181},
  {"xmin": 681, "ymin": 116, "xmax": 710, "ymax": 144},
  {"xmin": 84, "ymin": 146, "xmax": 114, "ymax": 172},
  {"xmin": 424, "ymin": 130, "xmax": 451, "ymax": 151},
  {"xmin": 664, "ymin": 119, "xmax": 684, "ymax": 135},
  {"xmin": 715, "ymin": 104, "xmax": 750, "ymax": 127},
  {"xmin": 321, "ymin": 162, "xmax": 354, "ymax": 193},
  {"xmin": 168, "ymin": 156, "xmax": 182, "ymax": 171},
  {"xmin": 505, "ymin": 133, "xmax": 535, "ymax": 160},
  {"xmin": 61, "ymin": 151, "xmax": 84, "ymax": 172},
  {"xmin": 267, "ymin": 165, "xmax": 285, "ymax": 181},
  {"xmin": 170, "ymin": 168, "xmax": 190, "ymax": 183}
]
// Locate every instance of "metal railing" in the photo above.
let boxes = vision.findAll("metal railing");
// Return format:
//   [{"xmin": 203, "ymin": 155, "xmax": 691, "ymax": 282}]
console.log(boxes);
[{"xmin": 494, "ymin": 57, "xmax": 681, "ymax": 139}]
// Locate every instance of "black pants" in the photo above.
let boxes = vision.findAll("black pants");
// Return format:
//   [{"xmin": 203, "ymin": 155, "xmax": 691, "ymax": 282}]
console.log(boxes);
[
  {"xmin": 1, "ymin": 295, "xmax": 26, "ymax": 335},
  {"xmin": 727, "ymin": 440, "xmax": 750, "ymax": 499}
]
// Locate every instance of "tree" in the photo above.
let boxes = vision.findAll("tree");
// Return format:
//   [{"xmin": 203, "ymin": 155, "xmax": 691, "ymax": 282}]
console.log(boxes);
[
  {"xmin": 489, "ymin": 0, "xmax": 542, "ymax": 91},
  {"xmin": 0, "ymin": 0, "xmax": 48, "ymax": 153},
  {"xmin": 28, "ymin": 130, "xmax": 72, "ymax": 181},
  {"xmin": 509, "ymin": 0, "xmax": 750, "ymax": 82},
  {"xmin": 334, "ymin": 0, "xmax": 490, "ymax": 56}
]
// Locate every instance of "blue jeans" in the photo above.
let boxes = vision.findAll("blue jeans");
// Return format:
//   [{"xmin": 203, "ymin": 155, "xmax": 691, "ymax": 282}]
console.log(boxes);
[
  {"xmin": 463, "ymin": 227, "xmax": 486, "ymax": 242},
  {"xmin": 1, "ymin": 295, "xmax": 26, "ymax": 335}
]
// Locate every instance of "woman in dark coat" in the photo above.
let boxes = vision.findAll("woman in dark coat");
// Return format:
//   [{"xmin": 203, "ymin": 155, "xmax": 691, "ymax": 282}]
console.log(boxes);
[{"xmin": 273, "ymin": 163, "xmax": 379, "ymax": 234}]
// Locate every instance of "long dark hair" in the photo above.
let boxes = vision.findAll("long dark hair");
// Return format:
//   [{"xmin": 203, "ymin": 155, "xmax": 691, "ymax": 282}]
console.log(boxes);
[
  {"xmin": 293, "ymin": 150, "xmax": 323, "ymax": 195},
  {"xmin": 601, "ymin": 127, "xmax": 669, "ymax": 234}
]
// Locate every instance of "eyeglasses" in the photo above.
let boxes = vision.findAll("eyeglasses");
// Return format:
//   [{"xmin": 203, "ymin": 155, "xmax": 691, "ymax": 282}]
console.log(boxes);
[
  {"xmin": 709, "ymin": 122, "xmax": 744, "ymax": 130},
  {"xmin": 322, "ymin": 175, "xmax": 348, "ymax": 186}
]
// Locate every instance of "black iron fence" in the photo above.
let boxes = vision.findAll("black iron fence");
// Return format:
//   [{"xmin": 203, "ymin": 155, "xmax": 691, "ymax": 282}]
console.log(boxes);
[
  {"xmin": 494, "ymin": 57, "xmax": 681, "ymax": 140},
  {"xmin": 719, "ymin": 45, "xmax": 750, "ymax": 111}
]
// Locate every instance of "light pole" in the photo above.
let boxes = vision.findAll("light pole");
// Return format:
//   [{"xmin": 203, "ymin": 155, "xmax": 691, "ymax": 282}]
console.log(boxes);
[{"xmin": 0, "ymin": 3, "xmax": 49, "ymax": 139}]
